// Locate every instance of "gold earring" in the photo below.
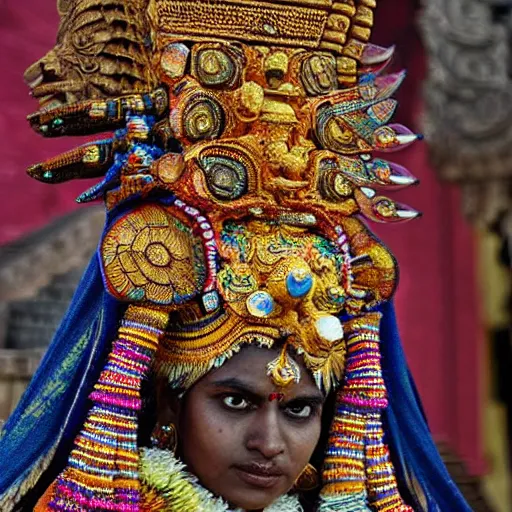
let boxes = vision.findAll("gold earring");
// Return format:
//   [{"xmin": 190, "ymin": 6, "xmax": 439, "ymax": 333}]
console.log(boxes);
[
  {"xmin": 293, "ymin": 463, "xmax": 320, "ymax": 491},
  {"xmin": 151, "ymin": 423, "xmax": 178, "ymax": 453}
]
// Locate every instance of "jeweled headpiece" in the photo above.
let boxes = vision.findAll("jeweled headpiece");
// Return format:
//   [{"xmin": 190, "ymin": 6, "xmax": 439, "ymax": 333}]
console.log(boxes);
[{"xmin": 10, "ymin": 0, "xmax": 422, "ymax": 510}]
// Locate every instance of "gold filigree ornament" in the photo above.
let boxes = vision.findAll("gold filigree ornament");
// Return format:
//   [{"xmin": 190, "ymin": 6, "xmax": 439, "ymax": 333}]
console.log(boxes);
[
  {"xmin": 267, "ymin": 345, "xmax": 302, "ymax": 388},
  {"xmin": 23, "ymin": 0, "xmax": 423, "ymax": 397},
  {"xmin": 301, "ymin": 332, "xmax": 347, "ymax": 392},
  {"xmin": 101, "ymin": 204, "xmax": 205, "ymax": 305},
  {"xmin": 24, "ymin": 0, "xmax": 155, "ymax": 109}
]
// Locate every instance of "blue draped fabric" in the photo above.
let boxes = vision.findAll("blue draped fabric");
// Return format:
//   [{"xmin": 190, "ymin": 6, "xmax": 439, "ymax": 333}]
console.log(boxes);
[
  {"xmin": 0, "ymin": 254, "xmax": 124, "ymax": 509},
  {"xmin": 379, "ymin": 301, "xmax": 472, "ymax": 511}
]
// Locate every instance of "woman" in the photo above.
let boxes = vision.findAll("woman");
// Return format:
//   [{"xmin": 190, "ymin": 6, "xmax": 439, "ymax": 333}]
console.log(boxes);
[
  {"xmin": 138, "ymin": 344, "xmax": 324, "ymax": 511},
  {"xmin": 0, "ymin": 0, "xmax": 471, "ymax": 510}
]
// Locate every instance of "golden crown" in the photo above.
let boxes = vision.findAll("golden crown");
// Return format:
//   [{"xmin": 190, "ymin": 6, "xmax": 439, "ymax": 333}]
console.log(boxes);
[{"xmin": 25, "ymin": 0, "xmax": 419, "ymax": 392}]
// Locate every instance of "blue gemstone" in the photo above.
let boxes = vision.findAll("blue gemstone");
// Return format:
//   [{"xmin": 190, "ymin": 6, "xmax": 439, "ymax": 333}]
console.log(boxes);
[
  {"xmin": 202, "ymin": 291, "xmax": 220, "ymax": 313},
  {"xmin": 286, "ymin": 269, "xmax": 313, "ymax": 298},
  {"xmin": 246, "ymin": 291, "xmax": 275, "ymax": 318}
]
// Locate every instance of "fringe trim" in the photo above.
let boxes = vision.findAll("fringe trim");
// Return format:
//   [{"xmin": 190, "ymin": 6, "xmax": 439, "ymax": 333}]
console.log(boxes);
[
  {"xmin": 317, "ymin": 492, "xmax": 372, "ymax": 512},
  {"xmin": 0, "ymin": 445, "xmax": 57, "ymax": 512},
  {"xmin": 156, "ymin": 333, "xmax": 275, "ymax": 389}
]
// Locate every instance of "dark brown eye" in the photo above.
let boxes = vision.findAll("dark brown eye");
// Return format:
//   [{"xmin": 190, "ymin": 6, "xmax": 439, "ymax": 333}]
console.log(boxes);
[
  {"xmin": 285, "ymin": 403, "xmax": 314, "ymax": 419},
  {"xmin": 223, "ymin": 395, "xmax": 250, "ymax": 410}
]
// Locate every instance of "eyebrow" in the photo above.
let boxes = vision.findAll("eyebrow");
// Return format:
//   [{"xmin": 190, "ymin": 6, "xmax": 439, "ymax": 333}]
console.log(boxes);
[{"xmin": 209, "ymin": 377, "xmax": 325, "ymax": 405}]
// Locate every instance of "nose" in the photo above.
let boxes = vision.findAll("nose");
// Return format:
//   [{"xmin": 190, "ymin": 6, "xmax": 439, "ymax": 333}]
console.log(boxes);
[
  {"xmin": 24, "ymin": 52, "xmax": 61, "ymax": 87},
  {"xmin": 24, "ymin": 60, "xmax": 44, "ymax": 86},
  {"xmin": 245, "ymin": 407, "xmax": 286, "ymax": 459}
]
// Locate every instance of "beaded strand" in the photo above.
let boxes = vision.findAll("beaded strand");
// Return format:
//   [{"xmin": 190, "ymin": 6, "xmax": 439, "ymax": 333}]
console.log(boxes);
[
  {"xmin": 319, "ymin": 313, "xmax": 413, "ymax": 511},
  {"xmin": 48, "ymin": 306, "xmax": 169, "ymax": 512}
]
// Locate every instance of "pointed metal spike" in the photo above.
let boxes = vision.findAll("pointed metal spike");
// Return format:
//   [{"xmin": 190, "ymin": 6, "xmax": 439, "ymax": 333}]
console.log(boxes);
[
  {"xmin": 361, "ymin": 187, "xmax": 376, "ymax": 198},
  {"xmin": 76, "ymin": 193, "xmax": 93, "ymax": 204},
  {"xmin": 374, "ymin": 70, "xmax": 407, "ymax": 99},
  {"xmin": 76, "ymin": 180, "xmax": 107, "ymax": 203},
  {"xmin": 396, "ymin": 134, "xmax": 420, "ymax": 145},
  {"xmin": 365, "ymin": 159, "xmax": 418, "ymax": 188},
  {"xmin": 373, "ymin": 124, "xmax": 420, "ymax": 152},
  {"xmin": 397, "ymin": 209, "xmax": 421, "ymax": 219},
  {"xmin": 372, "ymin": 198, "xmax": 421, "ymax": 223},
  {"xmin": 361, "ymin": 44, "xmax": 396, "ymax": 65},
  {"xmin": 388, "ymin": 175, "xmax": 419, "ymax": 186}
]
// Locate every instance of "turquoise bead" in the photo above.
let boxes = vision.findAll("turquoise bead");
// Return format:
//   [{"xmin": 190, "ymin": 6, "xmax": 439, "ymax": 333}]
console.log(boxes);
[{"xmin": 286, "ymin": 269, "xmax": 313, "ymax": 298}]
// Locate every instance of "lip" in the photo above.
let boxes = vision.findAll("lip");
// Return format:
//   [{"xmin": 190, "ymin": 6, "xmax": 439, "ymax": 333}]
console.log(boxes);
[
  {"xmin": 233, "ymin": 463, "xmax": 284, "ymax": 489},
  {"xmin": 31, "ymin": 80, "xmax": 81, "ymax": 98}
]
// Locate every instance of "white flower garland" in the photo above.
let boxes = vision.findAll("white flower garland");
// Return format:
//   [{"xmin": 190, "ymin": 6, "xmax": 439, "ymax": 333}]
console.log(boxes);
[{"xmin": 140, "ymin": 447, "xmax": 304, "ymax": 512}]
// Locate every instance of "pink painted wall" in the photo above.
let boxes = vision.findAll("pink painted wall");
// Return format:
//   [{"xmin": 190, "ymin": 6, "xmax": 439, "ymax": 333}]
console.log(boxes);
[
  {"xmin": 372, "ymin": 1, "xmax": 486, "ymax": 474},
  {"xmin": 0, "ymin": 0, "xmax": 486, "ymax": 474},
  {"xmin": 0, "ymin": 2, "xmax": 95, "ymax": 244},
  {"xmin": 379, "ymin": 144, "xmax": 485, "ymax": 475}
]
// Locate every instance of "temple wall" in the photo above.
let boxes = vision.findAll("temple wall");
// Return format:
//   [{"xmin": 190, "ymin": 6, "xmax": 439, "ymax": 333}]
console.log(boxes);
[{"xmin": 0, "ymin": 350, "xmax": 44, "ymax": 421}]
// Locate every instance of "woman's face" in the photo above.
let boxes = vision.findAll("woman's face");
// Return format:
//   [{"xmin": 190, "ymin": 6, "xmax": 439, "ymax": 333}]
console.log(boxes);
[{"xmin": 175, "ymin": 346, "xmax": 325, "ymax": 510}]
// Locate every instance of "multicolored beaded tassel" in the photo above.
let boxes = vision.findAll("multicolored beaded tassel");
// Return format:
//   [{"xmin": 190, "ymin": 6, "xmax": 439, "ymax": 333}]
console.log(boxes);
[
  {"xmin": 48, "ymin": 305, "xmax": 169, "ymax": 511},
  {"xmin": 319, "ymin": 313, "xmax": 412, "ymax": 512}
]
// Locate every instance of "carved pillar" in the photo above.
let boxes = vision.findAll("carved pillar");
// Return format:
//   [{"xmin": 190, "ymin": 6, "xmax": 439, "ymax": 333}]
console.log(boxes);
[
  {"xmin": 421, "ymin": 1, "xmax": 512, "ymax": 502},
  {"xmin": 421, "ymin": 0, "xmax": 512, "ymax": 229}
]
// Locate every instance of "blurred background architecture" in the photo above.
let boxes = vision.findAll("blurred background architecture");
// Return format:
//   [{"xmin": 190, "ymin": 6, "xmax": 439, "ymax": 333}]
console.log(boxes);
[
  {"xmin": 421, "ymin": 1, "xmax": 512, "ymax": 510},
  {"xmin": 0, "ymin": 0, "xmax": 510, "ymax": 510}
]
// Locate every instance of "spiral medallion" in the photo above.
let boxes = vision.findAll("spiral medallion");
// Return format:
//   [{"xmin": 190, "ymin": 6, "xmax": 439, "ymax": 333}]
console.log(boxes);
[{"xmin": 101, "ymin": 204, "xmax": 205, "ymax": 304}]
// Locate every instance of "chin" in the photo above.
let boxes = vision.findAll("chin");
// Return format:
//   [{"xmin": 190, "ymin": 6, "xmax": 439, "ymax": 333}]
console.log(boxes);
[{"xmin": 224, "ymin": 488, "xmax": 284, "ymax": 511}]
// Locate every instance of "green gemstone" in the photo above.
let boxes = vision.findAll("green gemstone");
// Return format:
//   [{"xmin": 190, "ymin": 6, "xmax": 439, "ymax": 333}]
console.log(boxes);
[
  {"xmin": 43, "ymin": 171, "xmax": 53, "ymax": 179},
  {"xmin": 128, "ymin": 288, "xmax": 145, "ymax": 301},
  {"xmin": 52, "ymin": 118, "xmax": 64, "ymax": 127}
]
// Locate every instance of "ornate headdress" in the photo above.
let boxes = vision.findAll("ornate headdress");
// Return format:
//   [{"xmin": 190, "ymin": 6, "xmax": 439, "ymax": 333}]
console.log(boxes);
[{"xmin": 0, "ymin": 1, "xmax": 470, "ymax": 511}]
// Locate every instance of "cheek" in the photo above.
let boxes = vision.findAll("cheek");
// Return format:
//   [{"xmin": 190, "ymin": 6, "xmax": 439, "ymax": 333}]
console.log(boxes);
[
  {"xmin": 179, "ymin": 399, "xmax": 240, "ymax": 476},
  {"xmin": 287, "ymin": 418, "xmax": 322, "ymax": 473}
]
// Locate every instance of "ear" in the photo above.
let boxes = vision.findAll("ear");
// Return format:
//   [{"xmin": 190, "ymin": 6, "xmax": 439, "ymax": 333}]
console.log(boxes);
[
  {"xmin": 155, "ymin": 378, "xmax": 182, "ymax": 427},
  {"xmin": 57, "ymin": 0, "xmax": 71, "ymax": 16}
]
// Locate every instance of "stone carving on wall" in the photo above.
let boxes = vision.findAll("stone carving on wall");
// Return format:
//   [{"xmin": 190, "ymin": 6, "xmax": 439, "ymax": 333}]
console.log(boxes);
[
  {"xmin": 0, "ymin": 207, "xmax": 103, "ymax": 303},
  {"xmin": 420, "ymin": 0, "xmax": 512, "ymax": 230},
  {"xmin": 0, "ymin": 207, "xmax": 103, "ymax": 420}
]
